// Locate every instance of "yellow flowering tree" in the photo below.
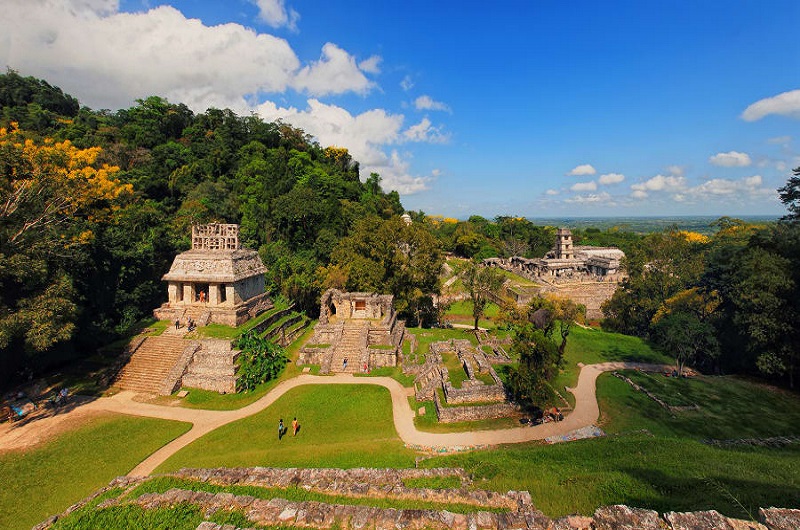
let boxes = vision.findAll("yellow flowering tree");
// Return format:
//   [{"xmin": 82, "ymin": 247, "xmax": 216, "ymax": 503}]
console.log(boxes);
[{"xmin": 0, "ymin": 125, "xmax": 131, "ymax": 353}]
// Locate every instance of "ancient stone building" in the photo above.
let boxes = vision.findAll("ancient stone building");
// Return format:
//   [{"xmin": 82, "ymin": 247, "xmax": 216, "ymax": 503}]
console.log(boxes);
[
  {"xmin": 299, "ymin": 289, "xmax": 405, "ymax": 373},
  {"xmin": 482, "ymin": 228, "xmax": 625, "ymax": 319},
  {"xmin": 153, "ymin": 224, "xmax": 272, "ymax": 327}
]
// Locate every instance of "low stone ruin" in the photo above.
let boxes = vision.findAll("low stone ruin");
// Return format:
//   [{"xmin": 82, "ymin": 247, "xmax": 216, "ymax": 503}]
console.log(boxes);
[
  {"xmin": 35, "ymin": 467, "xmax": 800, "ymax": 530},
  {"xmin": 415, "ymin": 340, "xmax": 517, "ymax": 423}
]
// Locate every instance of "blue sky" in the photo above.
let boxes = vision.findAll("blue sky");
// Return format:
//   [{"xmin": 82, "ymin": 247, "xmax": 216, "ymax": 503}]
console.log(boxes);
[{"xmin": 3, "ymin": 1, "xmax": 800, "ymax": 217}]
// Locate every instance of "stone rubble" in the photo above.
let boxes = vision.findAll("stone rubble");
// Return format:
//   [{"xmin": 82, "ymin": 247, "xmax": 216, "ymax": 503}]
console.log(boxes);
[{"xmin": 33, "ymin": 467, "xmax": 800, "ymax": 530}]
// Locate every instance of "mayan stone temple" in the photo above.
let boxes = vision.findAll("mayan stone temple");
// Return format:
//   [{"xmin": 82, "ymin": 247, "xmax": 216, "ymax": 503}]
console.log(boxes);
[{"xmin": 154, "ymin": 224, "xmax": 271, "ymax": 327}]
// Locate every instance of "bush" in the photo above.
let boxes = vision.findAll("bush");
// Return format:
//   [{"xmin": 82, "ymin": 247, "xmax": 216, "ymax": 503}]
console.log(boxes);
[{"xmin": 235, "ymin": 332, "xmax": 288, "ymax": 392}]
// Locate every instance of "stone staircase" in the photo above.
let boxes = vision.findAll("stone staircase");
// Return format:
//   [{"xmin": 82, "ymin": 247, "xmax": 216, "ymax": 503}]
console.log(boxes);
[
  {"xmin": 182, "ymin": 339, "xmax": 239, "ymax": 394},
  {"xmin": 114, "ymin": 336, "xmax": 192, "ymax": 394},
  {"xmin": 327, "ymin": 323, "xmax": 366, "ymax": 373}
]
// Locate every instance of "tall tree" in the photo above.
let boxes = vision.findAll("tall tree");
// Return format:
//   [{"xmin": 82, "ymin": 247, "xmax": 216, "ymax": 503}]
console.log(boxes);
[{"xmin": 462, "ymin": 261, "xmax": 504, "ymax": 330}]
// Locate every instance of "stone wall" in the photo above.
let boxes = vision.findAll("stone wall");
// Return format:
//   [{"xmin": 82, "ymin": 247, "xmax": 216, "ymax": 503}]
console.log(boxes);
[
  {"xmin": 434, "ymin": 391, "xmax": 518, "ymax": 423},
  {"xmin": 538, "ymin": 281, "xmax": 618, "ymax": 320},
  {"xmin": 39, "ymin": 467, "xmax": 798, "ymax": 530}
]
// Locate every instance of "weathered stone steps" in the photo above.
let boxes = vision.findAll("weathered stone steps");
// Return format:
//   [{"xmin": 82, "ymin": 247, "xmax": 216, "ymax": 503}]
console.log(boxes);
[{"xmin": 114, "ymin": 336, "xmax": 188, "ymax": 394}]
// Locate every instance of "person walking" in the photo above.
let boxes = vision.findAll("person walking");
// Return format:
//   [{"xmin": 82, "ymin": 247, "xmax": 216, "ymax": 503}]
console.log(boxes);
[
  {"xmin": 292, "ymin": 417, "xmax": 299, "ymax": 436},
  {"xmin": 278, "ymin": 418, "xmax": 284, "ymax": 439}
]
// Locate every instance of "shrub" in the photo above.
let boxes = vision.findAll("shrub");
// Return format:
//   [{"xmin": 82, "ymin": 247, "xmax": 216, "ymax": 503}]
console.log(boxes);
[{"xmin": 235, "ymin": 332, "xmax": 288, "ymax": 392}]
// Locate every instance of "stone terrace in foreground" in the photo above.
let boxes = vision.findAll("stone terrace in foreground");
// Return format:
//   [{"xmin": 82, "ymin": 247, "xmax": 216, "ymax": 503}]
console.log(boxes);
[{"xmin": 36, "ymin": 467, "xmax": 800, "ymax": 530}]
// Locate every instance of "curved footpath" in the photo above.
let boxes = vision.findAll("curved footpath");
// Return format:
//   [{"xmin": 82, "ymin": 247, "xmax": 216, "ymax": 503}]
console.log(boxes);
[{"xmin": 1, "ymin": 362, "xmax": 670, "ymax": 477}]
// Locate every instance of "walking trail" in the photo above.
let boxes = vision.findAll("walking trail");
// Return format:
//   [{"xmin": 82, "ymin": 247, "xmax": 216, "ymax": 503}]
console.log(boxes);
[{"xmin": 0, "ymin": 362, "xmax": 669, "ymax": 477}]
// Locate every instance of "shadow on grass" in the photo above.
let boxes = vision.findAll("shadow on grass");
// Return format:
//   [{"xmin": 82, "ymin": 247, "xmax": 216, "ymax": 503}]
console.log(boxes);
[{"xmin": 618, "ymin": 465, "xmax": 800, "ymax": 520}]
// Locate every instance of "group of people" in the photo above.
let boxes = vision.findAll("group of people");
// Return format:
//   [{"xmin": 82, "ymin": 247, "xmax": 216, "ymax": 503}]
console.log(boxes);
[
  {"xmin": 278, "ymin": 417, "xmax": 300, "ymax": 439},
  {"xmin": 175, "ymin": 318, "xmax": 196, "ymax": 331}
]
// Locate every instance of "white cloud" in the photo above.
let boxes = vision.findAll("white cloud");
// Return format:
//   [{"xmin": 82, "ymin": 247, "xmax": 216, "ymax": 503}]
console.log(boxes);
[
  {"xmin": 545, "ymin": 189, "xmax": 559, "ymax": 196},
  {"xmin": 565, "ymin": 192, "xmax": 612, "ymax": 204},
  {"xmin": 358, "ymin": 55, "xmax": 382, "ymax": 74},
  {"xmin": 709, "ymin": 151, "xmax": 752, "ymax": 167},
  {"xmin": 631, "ymin": 174, "xmax": 687, "ymax": 193},
  {"xmin": 567, "ymin": 164, "xmax": 596, "ymax": 176},
  {"xmin": 689, "ymin": 175, "xmax": 769, "ymax": 198},
  {"xmin": 0, "ymin": 1, "xmax": 378, "ymax": 110},
  {"xmin": 768, "ymin": 136, "xmax": 792, "ymax": 145},
  {"xmin": 742, "ymin": 89, "xmax": 800, "ymax": 121},
  {"xmin": 252, "ymin": 0, "xmax": 299, "ymax": 31},
  {"xmin": 403, "ymin": 117, "xmax": 450, "ymax": 143},
  {"xmin": 666, "ymin": 165, "xmax": 685, "ymax": 177},
  {"xmin": 598, "ymin": 173, "xmax": 625, "ymax": 185},
  {"xmin": 571, "ymin": 181, "xmax": 597, "ymax": 192},
  {"xmin": 400, "ymin": 75, "xmax": 414, "ymax": 91},
  {"xmin": 631, "ymin": 190, "xmax": 649, "ymax": 199},
  {"xmin": 414, "ymin": 95, "xmax": 451, "ymax": 113},
  {"xmin": 292, "ymin": 42, "xmax": 375, "ymax": 96},
  {"xmin": 256, "ymin": 98, "xmax": 440, "ymax": 194}
]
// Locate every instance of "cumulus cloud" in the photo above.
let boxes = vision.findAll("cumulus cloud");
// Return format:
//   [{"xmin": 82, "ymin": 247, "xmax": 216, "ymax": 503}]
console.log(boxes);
[
  {"xmin": 709, "ymin": 151, "xmax": 752, "ymax": 167},
  {"xmin": 742, "ymin": 89, "xmax": 800, "ymax": 121},
  {"xmin": 293, "ymin": 42, "xmax": 375, "ymax": 96},
  {"xmin": 567, "ymin": 164, "xmax": 596, "ymax": 176},
  {"xmin": 598, "ymin": 173, "xmax": 625, "ymax": 185},
  {"xmin": 255, "ymin": 98, "xmax": 441, "ymax": 194},
  {"xmin": 631, "ymin": 174, "xmax": 687, "ymax": 193},
  {"xmin": 545, "ymin": 189, "xmax": 559, "ymax": 196},
  {"xmin": 0, "ymin": 1, "xmax": 378, "ymax": 110},
  {"xmin": 565, "ymin": 192, "xmax": 612, "ymax": 204},
  {"xmin": 414, "ymin": 95, "xmax": 451, "ymax": 113},
  {"xmin": 690, "ymin": 175, "xmax": 767, "ymax": 197},
  {"xmin": 570, "ymin": 181, "xmax": 597, "ymax": 192},
  {"xmin": 252, "ymin": 0, "xmax": 299, "ymax": 30},
  {"xmin": 403, "ymin": 117, "xmax": 450, "ymax": 143}
]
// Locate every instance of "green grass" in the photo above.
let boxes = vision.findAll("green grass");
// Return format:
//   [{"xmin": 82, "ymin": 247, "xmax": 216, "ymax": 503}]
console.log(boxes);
[
  {"xmin": 426, "ymin": 434, "xmax": 800, "ymax": 520},
  {"xmin": 496, "ymin": 268, "xmax": 539, "ymax": 286},
  {"xmin": 423, "ymin": 364, "xmax": 800, "ymax": 519},
  {"xmin": 52, "ymin": 502, "xmax": 257, "ymax": 530},
  {"xmin": 0, "ymin": 414, "xmax": 191, "ymax": 530},
  {"xmin": 355, "ymin": 366, "xmax": 416, "ymax": 387},
  {"xmin": 157, "ymin": 385, "xmax": 417, "ymax": 472},
  {"xmin": 551, "ymin": 325, "xmax": 673, "ymax": 408},
  {"xmin": 447, "ymin": 300, "xmax": 501, "ymax": 319},
  {"xmin": 598, "ymin": 371, "xmax": 800, "ymax": 440}
]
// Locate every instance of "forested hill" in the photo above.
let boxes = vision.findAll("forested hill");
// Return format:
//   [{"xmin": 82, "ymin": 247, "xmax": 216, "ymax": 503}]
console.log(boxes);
[{"xmin": 0, "ymin": 70, "xmax": 403, "ymax": 386}]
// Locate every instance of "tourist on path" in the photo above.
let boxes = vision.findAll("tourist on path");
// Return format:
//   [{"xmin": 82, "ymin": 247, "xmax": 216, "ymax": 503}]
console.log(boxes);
[
  {"xmin": 292, "ymin": 417, "xmax": 299, "ymax": 436},
  {"xmin": 342, "ymin": 358, "xmax": 348, "ymax": 370},
  {"xmin": 278, "ymin": 418, "xmax": 284, "ymax": 440}
]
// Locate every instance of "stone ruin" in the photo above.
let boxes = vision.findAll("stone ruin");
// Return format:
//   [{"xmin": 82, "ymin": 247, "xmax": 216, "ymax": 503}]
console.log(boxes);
[
  {"xmin": 415, "ymin": 339, "xmax": 517, "ymax": 423},
  {"xmin": 37, "ymin": 466, "xmax": 800, "ymax": 530},
  {"xmin": 482, "ymin": 228, "xmax": 625, "ymax": 319},
  {"xmin": 298, "ymin": 289, "xmax": 405, "ymax": 373},
  {"xmin": 154, "ymin": 224, "xmax": 272, "ymax": 327}
]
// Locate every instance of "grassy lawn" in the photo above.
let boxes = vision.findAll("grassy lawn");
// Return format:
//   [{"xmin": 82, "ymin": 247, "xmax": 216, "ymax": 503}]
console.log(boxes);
[
  {"xmin": 424, "ymin": 364, "xmax": 800, "ymax": 519},
  {"xmin": 551, "ymin": 326, "xmax": 672, "ymax": 408},
  {"xmin": 0, "ymin": 414, "xmax": 191, "ymax": 530},
  {"xmin": 355, "ymin": 366, "xmax": 416, "ymax": 387},
  {"xmin": 157, "ymin": 385, "xmax": 417, "ymax": 472},
  {"xmin": 426, "ymin": 434, "xmax": 800, "ymax": 519},
  {"xmin": 410, "ymin": 395, "xmax": 521, "ymax": 433},
  {"xmin": 598, "ymin": 371, "xmax": 800, "ymax": 440}
]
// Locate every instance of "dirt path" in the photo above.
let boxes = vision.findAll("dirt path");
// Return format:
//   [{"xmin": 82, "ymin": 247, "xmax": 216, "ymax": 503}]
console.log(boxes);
[{"xmin": 0, "ymin": 362, "xmax": 671, "ymax": 476}]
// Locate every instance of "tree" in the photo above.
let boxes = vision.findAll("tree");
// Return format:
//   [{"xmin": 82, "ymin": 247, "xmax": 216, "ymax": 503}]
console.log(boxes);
[
  {"xmin": 652, "ymin": 311, "xmax": 719, "ymax": 376},
  {"xmin": 462, "ymin": 262, "xmax": 504, "ymax": 330},
  {"xmin": 778, "ymin": 166, "xmax": 800, "ymax": 220},
  {"xmin": 505, "ymin": 324, "xmax": 561, "ymax": 408},
  {"xmin": 328, "ymin": 215, "xmax": 443, "ymax": 325},
  {"xmin": 0, "ymin": 125, "xmax": 131, "ymax": 383}
]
